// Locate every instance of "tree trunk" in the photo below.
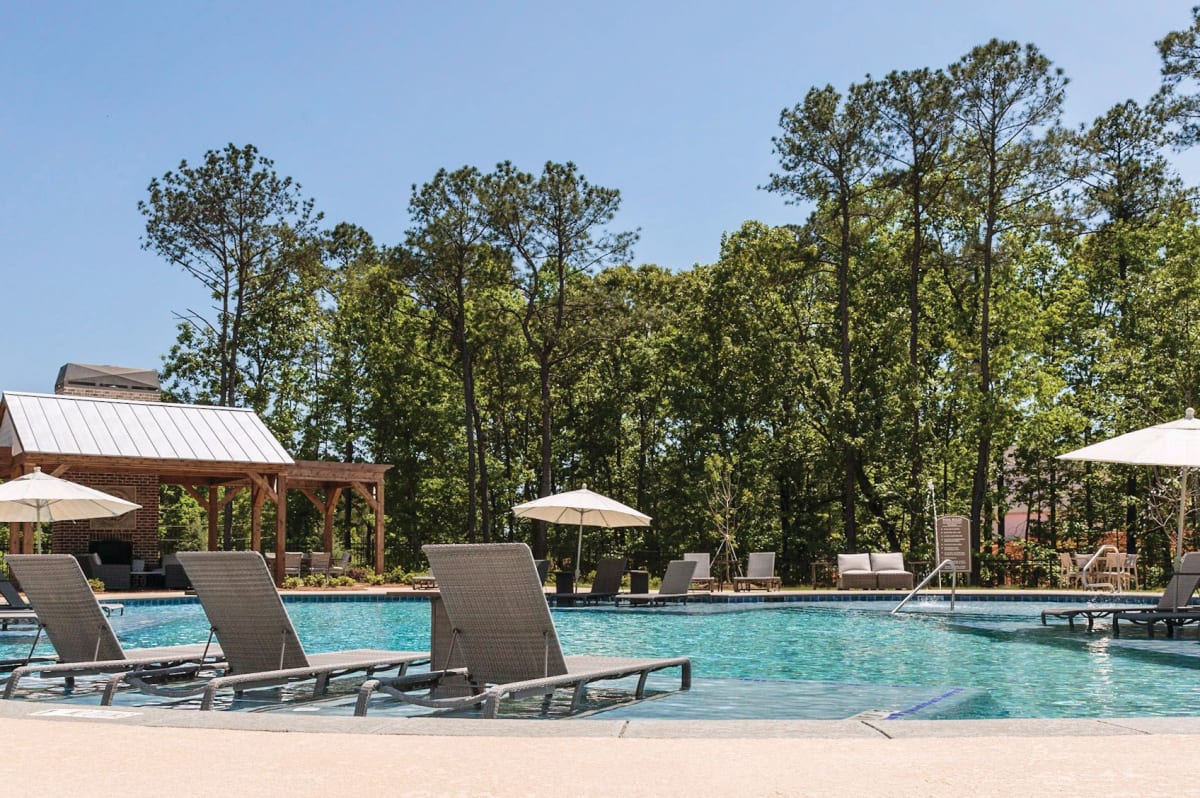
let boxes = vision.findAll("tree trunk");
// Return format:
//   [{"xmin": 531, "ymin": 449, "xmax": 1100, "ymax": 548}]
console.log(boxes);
[
  {"xmin": 535, "ymin": 356, "xmax": 553, "ymax": 558},
  {"xmin": 838, "ymin": 196, "xmax": 857, "ymax": 550}
]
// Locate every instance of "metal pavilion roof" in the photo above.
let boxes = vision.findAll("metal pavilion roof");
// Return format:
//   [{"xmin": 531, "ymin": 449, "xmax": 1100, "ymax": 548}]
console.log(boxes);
[{"xmin": 0, "ymin": 391, "xmax": 294, "ymax": 465}]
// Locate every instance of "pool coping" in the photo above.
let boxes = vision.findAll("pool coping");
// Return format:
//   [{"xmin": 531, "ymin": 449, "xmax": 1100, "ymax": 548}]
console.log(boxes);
[{"xmin": 7, "ymin": 696, "xmax": 1200, "ymax": 739}]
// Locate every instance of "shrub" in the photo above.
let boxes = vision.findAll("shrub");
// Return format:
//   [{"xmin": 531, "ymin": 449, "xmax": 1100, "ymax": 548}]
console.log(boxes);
[{"xmin": 87, "ymin": 578, "xmax": 105, "ymax": 593}]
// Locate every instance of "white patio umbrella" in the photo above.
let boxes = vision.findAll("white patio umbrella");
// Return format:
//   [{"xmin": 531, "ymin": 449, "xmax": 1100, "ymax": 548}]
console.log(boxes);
[
  {"xmin": 1058, "ymin": 408, "xmax": 1200, "ymax": 566},
  {"xmin": 0, "ymin": 467, "xmax": 141, "ymax": 553},
  {"xmin": 512, "ymin": 484, "xmax": 651, "ymax": 582}
]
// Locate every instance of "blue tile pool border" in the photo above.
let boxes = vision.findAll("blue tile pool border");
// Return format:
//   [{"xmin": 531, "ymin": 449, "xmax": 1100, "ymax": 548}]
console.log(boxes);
[{"xmin": 104, "ymin": 590, "xmax": 1168, "ymax": 609}]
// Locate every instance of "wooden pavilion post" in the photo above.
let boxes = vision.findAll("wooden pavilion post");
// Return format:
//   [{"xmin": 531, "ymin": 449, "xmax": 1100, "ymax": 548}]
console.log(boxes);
[
  {"xmin": 250, "ymin": 483, "xmax": 264, "ymax": 553},
  {"xmin": 374, "ymin": 477, "xmax": 385, "ymax": 575},
  {"xmin": 206, "ymin": 486, "xmax": 219, "ymax": 551},
  {"xmin": 273, "ymin": 472, "xmax": 288, "ymax": 585},
  {"xmin": 322, "ymin": 487, "xmax": 342, "ymax": 556}
]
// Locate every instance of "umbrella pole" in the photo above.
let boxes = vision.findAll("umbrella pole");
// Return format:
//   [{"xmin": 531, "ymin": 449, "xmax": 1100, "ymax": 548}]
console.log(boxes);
[
  {"xmin": 575, "ymin": 519, "xmax": 583, "ymax": 584},
  {"xmin": 1179, "ymin": 466, "xmax": 1190, "ymax": 569}
]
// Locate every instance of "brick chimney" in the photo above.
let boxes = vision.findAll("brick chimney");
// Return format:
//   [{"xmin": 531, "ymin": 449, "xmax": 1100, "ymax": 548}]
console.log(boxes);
[{"xmin": 54, "ymin": 363, "xmax": 161, "ymax": 402}]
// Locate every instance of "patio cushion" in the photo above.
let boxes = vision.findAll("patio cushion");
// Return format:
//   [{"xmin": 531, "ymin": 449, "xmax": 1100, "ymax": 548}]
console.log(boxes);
[
  {"xmin": 870, "ymin": 552, "xmax": 905, "ymax": 572},
  {"xmin": 838, "ymin": 553, "xmax": 871, "ymax": 572}
]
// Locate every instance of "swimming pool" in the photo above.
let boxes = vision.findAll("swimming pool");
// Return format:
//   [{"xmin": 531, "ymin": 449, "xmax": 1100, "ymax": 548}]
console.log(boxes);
[{"xmin": 7, "ymin": 597, "xmax": 1200, "ymax": 720}]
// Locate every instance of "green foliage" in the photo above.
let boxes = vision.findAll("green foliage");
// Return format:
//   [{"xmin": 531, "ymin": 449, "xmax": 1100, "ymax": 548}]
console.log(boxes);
[
  {"xmin": 142, "ymin": 19, "xmax": 1200, "ymax": 582},
  {"xmin": 87, "ymin": 578, "xmax": 105, "ymax": 593}
]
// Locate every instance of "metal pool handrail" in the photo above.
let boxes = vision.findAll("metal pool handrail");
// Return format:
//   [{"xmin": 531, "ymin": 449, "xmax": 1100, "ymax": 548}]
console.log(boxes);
[{"xmin": 891, "ymin": 559, "xmax": 957, "ymax": 614}]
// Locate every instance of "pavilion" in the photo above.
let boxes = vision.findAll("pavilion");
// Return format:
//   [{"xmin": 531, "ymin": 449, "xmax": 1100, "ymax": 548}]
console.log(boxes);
[{"xmin": 0, "ymin": 364, "xmax": 390, "ymax": 583}]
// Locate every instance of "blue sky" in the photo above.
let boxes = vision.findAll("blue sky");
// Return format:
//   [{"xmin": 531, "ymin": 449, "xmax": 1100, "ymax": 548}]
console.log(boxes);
[{"xmin": 1, "ymin": 1, "xmax": 1194, "ymax": 393}]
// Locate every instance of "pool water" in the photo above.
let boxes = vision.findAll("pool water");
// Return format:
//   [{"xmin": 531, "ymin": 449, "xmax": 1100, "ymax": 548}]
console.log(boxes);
[{"xmin": 6, "ymin": 598, "xmax": 1200, "ymax": 720}]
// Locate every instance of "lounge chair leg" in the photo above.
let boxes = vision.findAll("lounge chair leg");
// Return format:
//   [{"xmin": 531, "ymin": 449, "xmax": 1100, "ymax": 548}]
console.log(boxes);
[
  {"xmin": 313, "ymin": 673, "xmax": 330, "ymax": 696},
  {"xmin": 199, "ymin": 685, "xmax": 217, "ymax": 711},
  {"xmin": 541, "ymin": 692, "xmax": 555, "ymax": 714},
  {"xmin": 482, "ymin": 694, "xmax": 501, "ymax": 718},
  {"xmin": 3, "ymin": 668, "xmax": 28, "ymax": 699},
  {"xmin": 101, "ymin": 673, "xmax": 126, "ymax": 705},
  {"xmin": 635, "ymin": 672, "xmax": 649, "ymax": 698},
  {"xmin": 681, "ymin": 661, "xmax": 691, "ymax": 690},
  {"xmin": 570, "ymin": 683, "xmax": 588, "ymax": 713},
  {"xmin": 355, "ymin": 679, "xmax": 380, "ymax": 716}
]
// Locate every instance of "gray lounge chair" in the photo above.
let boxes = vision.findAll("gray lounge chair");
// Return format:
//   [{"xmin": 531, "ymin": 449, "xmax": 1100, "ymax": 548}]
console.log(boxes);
[
  {"xmin": 615, "ymin": 559, "xmax": 699, "ymax": 606},
  {"xmin": 549, "ymin": 557, "xmax": 626, "ymax": 605},
  {"xmin": 733, "ymin": 552, "xmax": 781, "ymax": 592},
  {"xmin": 118, "ymin": 551, "xmax": 428, "ymax": 710},
  {"xmin": 683, "ymin": 553, "xmax": 717, "ymax": 591},
  {"xmin": 2, "ymin": 554, "xmax": 222, "ymax": 698},
  {"xmin": 354, "ymin": 543, "xmax": 691, "ymax": 718},
  {"xmin": 1041, "ymin": 552, "xmax": 1200, "ymax": 632}
]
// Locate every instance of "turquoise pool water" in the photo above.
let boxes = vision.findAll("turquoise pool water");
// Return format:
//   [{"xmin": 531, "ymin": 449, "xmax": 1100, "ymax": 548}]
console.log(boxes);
[{"xmin": 7, "ymin": 597, "xmax": 1200, "ymax": 720}]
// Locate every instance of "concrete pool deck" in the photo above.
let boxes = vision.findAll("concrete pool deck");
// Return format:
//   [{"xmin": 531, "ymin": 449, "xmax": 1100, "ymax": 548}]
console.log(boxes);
[
  {"xmin": 1, "ymin": 697, "xmax": 1195, "ymax": 797},
  {"xmin": 7, "ymin": 584, "xmax": 1182, "ymax": 796}
]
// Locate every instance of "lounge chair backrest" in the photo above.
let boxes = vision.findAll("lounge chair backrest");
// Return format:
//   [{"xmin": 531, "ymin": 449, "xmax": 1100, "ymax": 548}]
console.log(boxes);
[
  {"xmin": 0, "ymin": 579, "xmax": 30, "ymax": 609},
  {"xmin": 1158, "ymin": 552, "xmax": 1200, "ymax": 609},
  {"xmin": 284, "ymin": 551, "xmax": 303, "ymax": 575},
  {"xmin": 658, "ymin": 560, "xmax": 698, "ymax": 594},
  {"xmin": 590, "ymin": 557, "xmax": 626, "ymax": 594},
  {"xmin": 424, "ymin": 543, "xmax": 568, "ymax": 684},
  {"xmin": 682, "ymin": 553, "xmax": 711, "ymax": 579},
  {"xmin": 6, "ymin": 554, "xmax": 125, "ymax": 663},
  {"xmin": 746, "ymin": 552, "xmax": 775, "ymax": 579},
  {"xmin": 177, "ymin": 551, "xmax": 310, "ymax": 672}
]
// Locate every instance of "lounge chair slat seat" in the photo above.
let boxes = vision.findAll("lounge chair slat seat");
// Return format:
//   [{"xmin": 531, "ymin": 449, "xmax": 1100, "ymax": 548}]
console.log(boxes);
[
  {"xmin": 549, "ymin": 557, "xmax": 626, "ymax": 605},
  {"xmin": 682, "ymin": 553, "xmax": 716, "ymax": 591},
  {"xmin": 158, "ymin": 551, "xmax": 428, "ymax": 709},
  {"xmin": 355, "ymin": 543, "xmax": 690, "ymax": 718},
  {"xmin": 733, "ymin": 552, "xmax": 781, "ymax": 592},
  {"xmin": 2, "ymin": 555, "xmax": 222, "ymax": 698},
  {"xmin": 1041, "ymin": 552, "xmax": 1200, "ymax": 631},
  {"xmin": 615, "ymin": 559, "xmax": 699, "ymax": 606}
]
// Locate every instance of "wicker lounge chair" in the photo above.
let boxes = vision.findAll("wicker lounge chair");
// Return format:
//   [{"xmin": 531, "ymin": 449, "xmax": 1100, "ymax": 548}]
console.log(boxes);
[
  {"xmin": 1041, "ymin": 552, "xmax": 1200, "ymax": 632},
  {"xmin": 733, "ymin": 552, "xmax": 781, "ymax": 592},
  {"xmin": 2, "ymin": 555, "xmax": 222, "ymax": 698},
  {"xmin": 114, "ymin": 551, "xmax": 429, "ymax": 709},
  {"xmin": 354, "ymin": 543, "xmax": 690, "ymax": 718},
  {"xmin": 682, "ymin": 553, "xmax": 717, "ymax": 591},
  {"xmin": 0, "ymin": 580, "xmax": 38, "ymax": 629},
  {"xmin": 548, "ymin": 557, "xmax": 626, "ymax": 606},
  {"xmin": 615, "ymin": 559, "xmax": 699, "ymax": 606}
]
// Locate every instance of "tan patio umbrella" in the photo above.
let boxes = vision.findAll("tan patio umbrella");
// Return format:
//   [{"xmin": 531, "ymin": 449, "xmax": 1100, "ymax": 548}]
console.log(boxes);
[
  {"xmin": 0, "ymin": 467, "xmax": 141, "ymax": 553},
  {"xmin": 512, "ymin": 484, "xmax": 651, "ymax": 582},
  {"xmin": 1058, "ymin": 408, "xmax": 1200, "ymax": 567}
]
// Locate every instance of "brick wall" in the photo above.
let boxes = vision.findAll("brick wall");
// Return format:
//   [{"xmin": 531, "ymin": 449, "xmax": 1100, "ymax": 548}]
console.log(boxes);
[
  {"xmin": 51, "ymin": 473, "xmax": 160, "ymax": 563},
  {"xmin": 56, "ymin": 385, "xmax": 160, "ymax": 402}
]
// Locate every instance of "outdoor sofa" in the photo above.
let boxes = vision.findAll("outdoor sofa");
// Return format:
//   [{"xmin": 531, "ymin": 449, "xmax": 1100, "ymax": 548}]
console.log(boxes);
[{"xmin": 836, "ymin": 552, "xmax": 915, "ymax": 590}]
